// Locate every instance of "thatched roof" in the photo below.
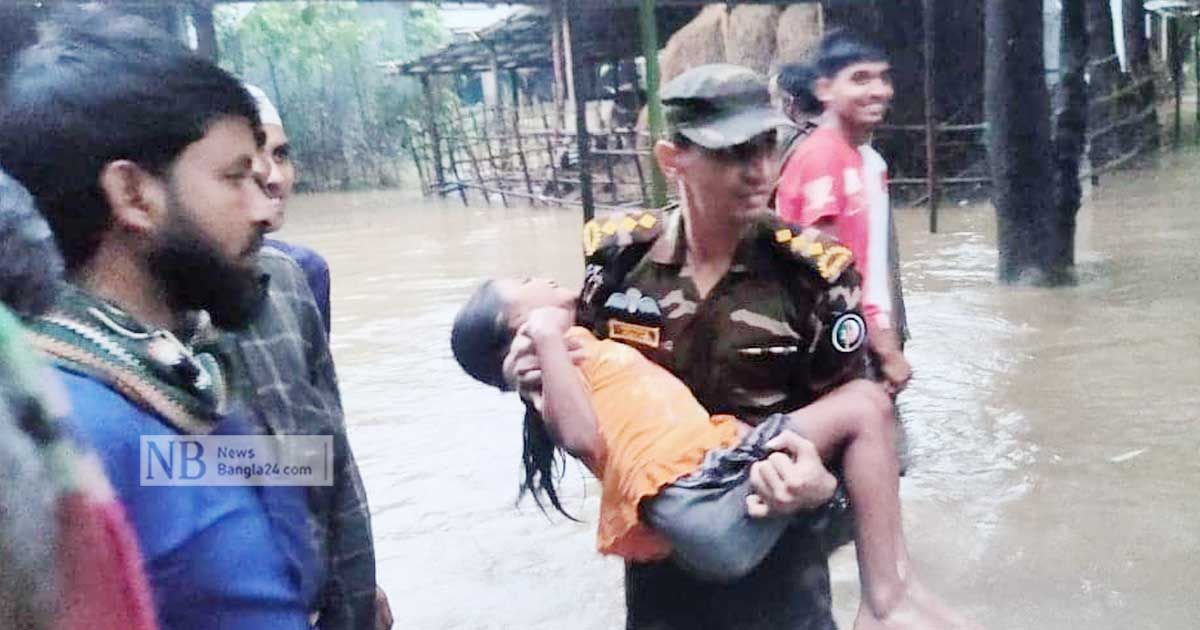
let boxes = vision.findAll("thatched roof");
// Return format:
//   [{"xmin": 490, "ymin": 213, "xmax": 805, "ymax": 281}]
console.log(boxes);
[{"xmin": 381, "ymin": 6, "xmax": 701, "ymax": 76}]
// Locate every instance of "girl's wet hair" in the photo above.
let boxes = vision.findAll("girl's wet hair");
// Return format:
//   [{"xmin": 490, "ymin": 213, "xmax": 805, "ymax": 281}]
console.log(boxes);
[
  {"xmin": 450, "ymin": 280, "xmax": 577, "ymax": 520},
  {"xmin": 451, "ymin": 280, "xmax": 512, "ymax": 391}
]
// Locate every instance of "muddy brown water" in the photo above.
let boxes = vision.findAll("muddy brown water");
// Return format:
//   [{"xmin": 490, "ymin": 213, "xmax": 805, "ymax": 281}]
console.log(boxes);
[{"xmin": 279, "ymin": 148, "xmax": 1200, "ymax": 630}]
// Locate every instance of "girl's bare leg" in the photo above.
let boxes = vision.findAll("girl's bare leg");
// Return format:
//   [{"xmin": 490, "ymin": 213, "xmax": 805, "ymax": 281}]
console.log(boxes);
[{"xmin": 785, "ymin": 380, "xmax": 978, "ymax": 630}]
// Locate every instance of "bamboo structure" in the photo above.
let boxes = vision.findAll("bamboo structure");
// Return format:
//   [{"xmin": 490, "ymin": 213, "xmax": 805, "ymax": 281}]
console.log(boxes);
[{"xmin": 382, "ymin": 5, "xmax": 701, "ymax": 215}]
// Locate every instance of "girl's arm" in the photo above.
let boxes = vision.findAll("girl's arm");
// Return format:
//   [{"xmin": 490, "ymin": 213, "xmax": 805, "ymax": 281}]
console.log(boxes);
[{"xmin": 522, "ymin": 308, "xmax": 605, "ymax": 469}]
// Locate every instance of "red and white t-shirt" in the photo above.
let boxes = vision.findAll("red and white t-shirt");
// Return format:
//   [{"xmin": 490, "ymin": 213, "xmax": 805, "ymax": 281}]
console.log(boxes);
[{"xmin": 776, "ymin": 126, "xmax": 892, "ymax": 329}]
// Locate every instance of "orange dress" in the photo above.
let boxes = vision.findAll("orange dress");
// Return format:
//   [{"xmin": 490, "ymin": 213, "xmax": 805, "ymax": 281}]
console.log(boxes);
[{"xmin": 566, "ymin": 327, "xmax": 741, "ymax": 561}]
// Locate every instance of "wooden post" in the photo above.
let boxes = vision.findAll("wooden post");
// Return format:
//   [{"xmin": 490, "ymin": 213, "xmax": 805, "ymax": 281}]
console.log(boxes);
[
  {"xmin": 419, "ymin": 74, "xmax": 447, "ymax": 195},
  {"xmin": 444, "ymin": 128, "xmax": 469, "ymax": 206},
  {"xmin": 452, "ymin": 98, "xmax": 488, "ymax": 206},
  {"xmin": 470, "ymin": 109, "xmax": 508, "ymax": 206},
  {"xmin": 605, "ymin": 132, "xmax": 620, "ymax": 204},
  {"xmin": 640, "ymin": 0, "xmax": 668, "ymax": 208},
  {"xmin": 403, "ymin": 124, "xmax": 430, "ymax": 196},
  {"xmin": 1170, "ymin": 17, "xmax": 1182, "ymax": 148},
  {"xmin": 550, "ymin": 0, "xmax": 568, "ymax": 131},
  {"xmin": 509, "ymin": 70, "xmax": 537, "ymax": 200},
  {"xmin": 564, "ymin": 0, "xmax": 595, "ymax": 221},
  {"xmin": 538, "ymin": 104, "xmax": 564, "ymax": 205},
  {"xmin": 923, "ymin": 0, "xmax": 938, "ymax": 233}
]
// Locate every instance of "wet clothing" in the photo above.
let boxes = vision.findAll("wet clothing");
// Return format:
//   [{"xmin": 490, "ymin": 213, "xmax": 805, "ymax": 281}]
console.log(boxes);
[
  {"xmin": 643, "ymin": 413, "xmax": 796, "ymax": 583},
  {"xmin": 579, "ymin": 207, "xmax": 866, "ymax": 630},
  {"xmin": 266, "ymin": 238, "xmax": 332, "ymax": 334},
  {"xmin": 239, "ymin": 247, "xmax": 377, "ymax": 629},
  {"xmin": 29, "ymin": 287, "xmax": 324, "ymax": 630},
  {"xmin": 581, "ymin": 209, "xmax": 867, "ymax": 424},
  {"xmin": 566, "ymin": 327, "xmax": 743, "ymax": 561},
  {"xmin": 777, "ymin": 126, "xmax": 886, "ymax": 331}
]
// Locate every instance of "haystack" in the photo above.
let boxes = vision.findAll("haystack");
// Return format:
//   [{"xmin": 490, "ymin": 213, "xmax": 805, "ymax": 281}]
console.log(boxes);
[
  {"xmin": 724, "ymin": 5, "xmax": 782, "ymax": 76},
  {"xmin": 775, "ymin": 4, "xmax": 824, "ymax": 70},
  {"xmin": 658, "ymin": 5, "xmax": 728, "ymax": 83}
]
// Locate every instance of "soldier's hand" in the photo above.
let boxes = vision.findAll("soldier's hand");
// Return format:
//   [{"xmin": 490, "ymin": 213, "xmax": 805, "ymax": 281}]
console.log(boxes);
[{"xmin": 746, "ymin": 431, "xmax": 836, "ymax": 518}]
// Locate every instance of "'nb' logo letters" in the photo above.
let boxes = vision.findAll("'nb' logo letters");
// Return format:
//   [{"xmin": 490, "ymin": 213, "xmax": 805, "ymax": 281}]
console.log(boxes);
[{"xmin": 144, "ymin": 438, "xmax": 207, "ymax": 481}]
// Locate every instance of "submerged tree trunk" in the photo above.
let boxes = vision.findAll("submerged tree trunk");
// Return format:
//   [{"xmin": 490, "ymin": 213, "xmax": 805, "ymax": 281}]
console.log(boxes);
[
  {"xmin": 1050, "ymin": 0, "xmax": 1088, "ymax": 281},
  {"xmin": 1086, "ymin": 0, "xmax": 1122, "ymax": 168},
  {"xmin": 1122, "ymin": 0, "xmax": 1160, "ymax": 150},
  {"xmin": 986, "ymin": 0, "xmax": 1072, "ymax": 285}
]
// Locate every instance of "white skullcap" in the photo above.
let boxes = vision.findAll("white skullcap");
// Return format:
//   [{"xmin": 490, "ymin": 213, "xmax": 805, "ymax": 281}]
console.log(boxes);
[{"xmin": 243, "ymin": 83, "xmax": 283, "ymax": 128}]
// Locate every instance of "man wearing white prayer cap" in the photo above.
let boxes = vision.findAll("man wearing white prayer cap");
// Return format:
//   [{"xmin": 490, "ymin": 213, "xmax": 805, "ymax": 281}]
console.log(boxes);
[
  {"xmin": 243, "ymin": 83, "xmax": 334, "ymax": 332},
  {"xmin": 239, "ymin": 83, "xmax": 395, "ymax": 630}
]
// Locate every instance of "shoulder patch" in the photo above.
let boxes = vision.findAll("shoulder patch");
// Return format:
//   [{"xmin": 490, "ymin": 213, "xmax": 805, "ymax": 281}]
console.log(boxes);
[
  {"xmin": 582, "ymin": 209, "xmax": 663, "ymax": 258},
  {"xmin": 771, "ymin": 224, "xmax": 855, "ymax": 284}
]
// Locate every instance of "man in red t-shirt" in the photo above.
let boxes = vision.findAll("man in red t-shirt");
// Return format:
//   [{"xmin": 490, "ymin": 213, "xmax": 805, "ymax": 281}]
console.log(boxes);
[{"xmin": 776, "ymin": 31, "xmax": 912, "ymax": 394}]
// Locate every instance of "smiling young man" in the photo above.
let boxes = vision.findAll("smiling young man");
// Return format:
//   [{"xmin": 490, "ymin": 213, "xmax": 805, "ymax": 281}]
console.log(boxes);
[
  {"xmin": 775, "ymin": 31, "xmax": 912, "ymax": 395},
  {"xmin": 0, "ymin": 11, "xmax": 325, "ymax": 629}
]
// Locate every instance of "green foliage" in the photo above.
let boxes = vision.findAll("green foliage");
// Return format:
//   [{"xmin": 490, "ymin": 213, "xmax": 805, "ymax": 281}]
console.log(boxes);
[{"xmin": 216, "ymin": 1, "xmax": 451, "ymax": 192}]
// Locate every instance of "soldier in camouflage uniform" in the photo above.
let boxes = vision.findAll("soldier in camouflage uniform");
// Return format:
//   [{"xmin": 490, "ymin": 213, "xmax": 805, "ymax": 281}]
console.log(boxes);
[{"xmin": 508, "ymin": 64, "xmax": 868, "ymax": 629}]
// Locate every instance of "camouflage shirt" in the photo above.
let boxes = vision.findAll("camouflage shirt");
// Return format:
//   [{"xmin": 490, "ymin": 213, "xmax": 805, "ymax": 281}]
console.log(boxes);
[
  {"xmin": 580, "ymin": 207, "xmax": 867, "ymax": 425},
  {"xmin": 578, "ymin": 207, "xmax": 866, "ymax": 630}
]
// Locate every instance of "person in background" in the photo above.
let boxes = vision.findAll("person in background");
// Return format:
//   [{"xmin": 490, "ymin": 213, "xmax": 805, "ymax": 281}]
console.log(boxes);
[
  {"xmin": 770, "ymin": 62, "xmax": 822, "ymax": 173},
  {"xmin": 0, "ymin": 168, "xmax": 157, "ymax": 630},
  {"xmin": 0, "ymin": 11, "xmax": 324, "ymax": 629},
  {"xmin": 774, "ymin": 31, "xmax": 912, "ymax": 396},
  {"xmin": 243, "ymin": 83, "xmax": 333, "ymax": 333},
  {"xmin": 240, "ymin": 82, "xmax": 391, "ymax": 630}
]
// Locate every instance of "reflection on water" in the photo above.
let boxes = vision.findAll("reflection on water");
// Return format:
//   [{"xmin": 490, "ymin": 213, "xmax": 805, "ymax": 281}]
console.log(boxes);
[{"xmin": 279, "ymin": 148, "xmax": 1200, "ymax": 630}]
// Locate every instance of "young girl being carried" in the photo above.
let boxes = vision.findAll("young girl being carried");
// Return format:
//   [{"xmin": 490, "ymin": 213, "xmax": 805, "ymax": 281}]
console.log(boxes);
[{"xmin": 451, "ymin": 278, "xmax": 980, "ymax": 630}]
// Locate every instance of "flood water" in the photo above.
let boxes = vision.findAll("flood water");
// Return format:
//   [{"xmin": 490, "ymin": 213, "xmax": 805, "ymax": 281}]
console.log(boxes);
[{"xmin": 279, "ymin": 147, "xmax": 1200, "ymax": 630}]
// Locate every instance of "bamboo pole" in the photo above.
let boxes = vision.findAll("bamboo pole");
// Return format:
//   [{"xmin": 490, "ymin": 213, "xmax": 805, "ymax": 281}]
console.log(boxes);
[
  {"xmin": 923, "ymin": 0, "xmax": 939, "ymax": 234},
  {"xmin": 509, "ymin": 70, "xmax": 537, "ymax": 200},
  {"xmin": 564, "ymin": 0, "xmax": 595, "ymax": 221},
  {"xmin": 537, "ymin": 102, "xmax": 564, "ymax": 205},
  {"xmin": 640, "ymin": 0, "xmax": 668, "ymax": 208},
  {"xmin": 404, "ymin": 131, "xmax": 429, "ymax": 196},
  {"xmin": 419, "ymin": 75, "xmax": 447, "ymax": 195},
  {"xmin": 469, "ymin": 108, "xmax": 508, "ymax": 207},
  {"xmin": 1170, "ymin": 16, "xmax": 1182, "ymax": 147},
  {"xmin": 443, "ymin": 128, "xmax": 469, "ymax": 206},
  {"xmin": 452, "ymin": 98, "xmax": 489, "ymax": 206},
  {"xmin": 550, "ymin": 0, "xmax": 568, "ymax": 131}
]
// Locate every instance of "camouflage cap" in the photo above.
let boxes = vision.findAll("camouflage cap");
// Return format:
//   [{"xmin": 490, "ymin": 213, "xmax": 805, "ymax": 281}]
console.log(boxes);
[{"xmin": 661, "ymin": 64, "xmax": 795, "ymax": 149}]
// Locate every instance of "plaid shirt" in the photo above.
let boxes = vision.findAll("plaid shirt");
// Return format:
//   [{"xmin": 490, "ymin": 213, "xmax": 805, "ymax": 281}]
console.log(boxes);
[{"xmin": 235, "ymin": 246, "xmax": 376, "ymax": 630}]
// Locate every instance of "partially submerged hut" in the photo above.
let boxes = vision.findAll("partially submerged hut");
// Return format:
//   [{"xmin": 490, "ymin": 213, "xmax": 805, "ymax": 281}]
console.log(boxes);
[{"xmin": 381, "ymin": 4, "xmax": 706, "ymax": 215}]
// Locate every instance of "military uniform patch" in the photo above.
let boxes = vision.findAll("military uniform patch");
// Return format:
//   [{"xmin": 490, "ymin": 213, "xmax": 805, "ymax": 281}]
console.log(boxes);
[
  {"xmin": 608, "ymin": 320, "xmax": 661, "ymax": 348},
  {"xmin": 831, "ymin": 312, "xmax": 866, "ymax": 353}
]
